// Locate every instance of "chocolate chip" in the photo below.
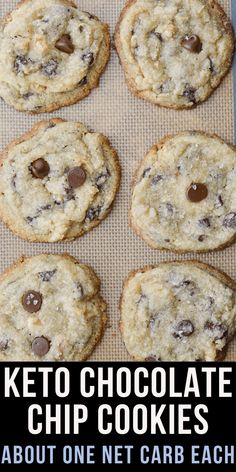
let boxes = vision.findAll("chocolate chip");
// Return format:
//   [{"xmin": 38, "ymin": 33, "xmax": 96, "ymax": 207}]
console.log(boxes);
[
  {"xmin": 23, "ymin": 92, "xmax": 34, "ymax": 100},
  {"xmin": 79, "ymin": 25, "xmax": 84, "ymax": 33},
  {"xmin": 77, "ymin": 283, "xmax": 84, "ymax": 299},
  {"xmin": 173, "ymin": 320, "xmax": 194, "ymax": 338},
  {"xmin": 152, "ymin": 175, "xmax": 163, "ymax": 185},
  {"xmin": 38, "ymin": 269, "xmax": 57, "ymax": 282},
  {"xmin": 95, "ymin": 168, "xmax": 110, "ymax": 189},
  {"xmin": 86, "ymin": 205, "xmax": 102, "ymax": 221},
  {"xmin": 82, "ymin": 51, "xmax": 94, "ymax": 66},
  {"xmin": 198, "ymin": 235, "xmax": 205, "ymax": 242},
  {"xmin": 14, "ymin": 55, "xmax": 28, "ymax": 74},
  {"xmin": 11, "ymin": 173, "xmax": 17, "ymax": 189},
  {"xmin": 55, "ymin": 34, "xmax": 74, "ymax": 54},
  {"xmin": 30, "ymin": 158, "xmax": 50, "ymax": 179},
  {"xmin": 145, "ymin": 356, "xmax": 159, "ymax": 362},
  {"xmin": 209, "ymin": 57, "xmax": 215, "ymax": 73},
  {"xmin": 204, "ymin": 321, "xmax": 228, "ymax": 341},
  {"xmin": 32, "ymin": 337, "xmax": 50, "ymax": 357},
  {"xmin": 47, "ymin": 122, "xmax": 56, "ymax": 129},
  {"xmin": 150, "ymin": 30, "xmax": 163, "ymax": 41},
  {"xmin": 68, "ymin": 167, "xmax": 86, "ymax": 189},
  {"xmin": 22, "ymin": 291, "xmax": 42, "ymax": 313},
  {"xmin": 181, "ymin": 34, "xmax": 202, "ymax": 53},
  {"xmin": 187, "ymin": 183, "xmax": 208, "ymax": 202},
  {"xmin": 215, "ymin": 195, "xmax": 223, "ymax": 208},
  {"xmin": 223, "ymin": 213, "xmax": 236, "ymax": 229},
  {"xmin": 0, "ymin": 339, "xmax": 8, "ymax": 351},
  {"xmin": 199, "ymin": 218, "xmax": 211, "ymax": 228},
  {"xmin": 42, "ymin": 59, "xmax": 58, "ymax": 76},
  {"xmin": 183, "ymin": 85, "xmax": 197, "ymax": 103},
  {"xmin": 142, "ymin": 168, "xmax": 151, "ymax": 178},
  {"xmin": 78, "ymin": 76, "xmax": 87, "ymax": 86},
  {"xmin": 83, "ymin": 12, "xmax": 96, "ymax": 20}
]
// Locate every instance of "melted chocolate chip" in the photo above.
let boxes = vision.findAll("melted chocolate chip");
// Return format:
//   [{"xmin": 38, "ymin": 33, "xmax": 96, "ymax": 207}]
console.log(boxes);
[
  {"xmin": 11, "ymin": 173, "xmax": 17, "ymax": 189},
  {"xmin": 30, "ymin": 158, "xmax": 50, "ymax": 179},
  {"xmin": 181, "ymin": 34, "xmax": 202, "ymax": 53},
  {"xmin": 32, "ymin": 336, "xmax": 50, "ymax": 357},
  {"xmin": 223, "ymin": 213, "xmax": 236, "ymax": 229},
  {"xmin": 23, "ymin": 92, "xmax": 34, "ymax": 100},
  {"xmin": 79, "ymin": 25, "xmax": 84, "ymax": 33},
  {"xmin": 173, "ymin": 320, "xmax": 194, "ymax": 338},
  {"xmin": 95, "ymin": 168, "xmax": 110, "ymax": 189},
  {"xmin": 142, "ymin": 168, "xmax": 151, "ymax": 178},
  {"xmin": 55, "ymin": 34, "xmax": 74, "ymax": 54},
  {"xmin": 78, "ymin": 76, "xmax": 87, "ymax": 86},
  {"xmin": 38, "ymin": 269, "xmax": 57, "ymax": 282},
  {"xmin": 42, "ymin": 59, "xmax": 58, "ymax": 77},
  {"xmin": 187, "ymin": 183, "xmax": 208, "ymax": 203},
  {"xmin": 77, "ymin": 283, "xmax": 84, "ymax": 299},
  {"xmin": 0, "ymin": 339, "xmax": 8, "ymax": 351},
  {"xmin": 82, "ymin": 51, "xmax": 94, "ymax": 66},
  {"xmin": 152, "ymin": 174, "xmax": 163, "ymax": 185},
  {"xmin": 183, "ymin": 85, "xmax": 197, "ymax": 103},
  {"xmin": 198, "ymin": 235, "xmax": 205, "ymax": 242},
  {"xmin": 86, "ymin": 205, "xmax": 102, "ymax": 221},
  {"xmin": 145, "ymin": 356, "xmax": 159, "ymax": 362},
  {"xmin": 150, "ymin": 30, "xmax": 163, "ymax": 41},
  {"xmin": 22, "ymin": 291, "xmax": 42, "ymax": 313},
  {"xmin": 209, "ymin": 57, "xmax": 215, "ymax": 73},
  {"xmin": 204, "ymin": 321, "xmax": 228, "ymax": 341},
  {"xmin": 14, "ymin": 55, "xmax": 28, "ymax": 74},
  {"xmin": 215, "ymin": 195, "xmax": 223, "ymax": 208},
  {"xmin": 199, "ymin": 218, "xmax": 211, "ymax": 228},
  {"xmin": 68, "ymin": 167, "xmax": 86, "ymax": 189}
]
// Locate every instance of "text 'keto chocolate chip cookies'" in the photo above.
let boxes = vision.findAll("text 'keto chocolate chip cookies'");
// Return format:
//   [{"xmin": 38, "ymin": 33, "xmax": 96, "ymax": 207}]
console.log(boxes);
[
  {"xmin": 120, "ymin": 262, "xmax": 236, "ymax": 361},
  {"xmin": 0, "ymin": 119, "xmax": 120, "ymax": 242},
  {"xmin": 115, "ymin": 0, "xmax": 234, "ymax": 109},
  {"xmin": 0, "ymin": 254, "xmax": 106, "ymax": 361},
  {"xmin": 131, "ymin": 132, "xmax": 236, "ymax": 253},
  {"xmin": 0, "ymin": 0, "xmax": 110, "ymax": 113}
]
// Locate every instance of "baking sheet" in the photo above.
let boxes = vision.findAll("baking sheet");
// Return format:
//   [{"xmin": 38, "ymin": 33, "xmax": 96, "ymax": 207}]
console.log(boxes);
[{"xmin": 0, "ymin": 0, "xmax": 235, "ymax": 361}]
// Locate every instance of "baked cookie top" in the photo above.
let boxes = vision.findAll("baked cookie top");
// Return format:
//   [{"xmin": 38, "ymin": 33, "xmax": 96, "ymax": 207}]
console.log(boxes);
[
  {"xmin": 0, "ymin": 0, "xmax": 110, "ymax": 112},
  {"xmin": 0, "ymin": 254, "xmax": 106, "ymax": 361},
  {"xmin": 120, "ymin": 262, "xmax": 236, "ymax": 361},
  {"xmin": 131, "ymin": 132, "xmax": 236, "ymax": 253},
  {"xmin": 115, "ymin": 0, "xmax": 234, "ymax": 108},
  {"xmin": 0, "ymin": 119, "xmax": 120, "ymax": 242}
]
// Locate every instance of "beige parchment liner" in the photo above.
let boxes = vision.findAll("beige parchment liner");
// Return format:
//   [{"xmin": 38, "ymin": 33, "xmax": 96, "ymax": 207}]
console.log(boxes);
[{"xmin": 0, "ymin": 0, "xmax": 235, "ymax": 361}]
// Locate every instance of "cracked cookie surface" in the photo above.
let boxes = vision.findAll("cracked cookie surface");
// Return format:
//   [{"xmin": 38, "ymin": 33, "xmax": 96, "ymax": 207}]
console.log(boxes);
[
  {"xmin": 0, "ymin": 0, "xmax": 110, "ymax": 112},
  {"xmin": 0, "ymin": 119, "xmax": 120, "ymax": 242},
  {"xmin": 0, "ymin": 254, "xmax": 106, "ymax": 361},
  {"xmin": 115, "ymin": 0, "xmax": 234, "ymax": 109},
  {"xmin": 120, "ymin": 262, "xmax": 236, "ymax": 361},
  {"xmin": 131, "ymin": 132, "xmax": 236, "ymax": 252}
]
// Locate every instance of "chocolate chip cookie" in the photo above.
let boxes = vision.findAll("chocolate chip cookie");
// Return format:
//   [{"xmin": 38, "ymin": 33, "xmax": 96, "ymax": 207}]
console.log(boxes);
[
  {"xmin": 0, "ymin": 0, "xmax": 110, "ymax": 112},
  {"xmin": 0, "ymin": 254, "xmax": 106, "ymax": 361},
  {"xmin": 131, "ymin": 132, "xmax": 236, "ymax": 253},
  {"xmin": 115, "ymin": 0, "xmax": 234, "ymax": 109},
  {"xmin": 0, "ymin": 119, "xmax": 120, "ymax": 242},
  {"xmin": 120, "ymin": 261, "xmax": 236, "ymax": 361}
]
